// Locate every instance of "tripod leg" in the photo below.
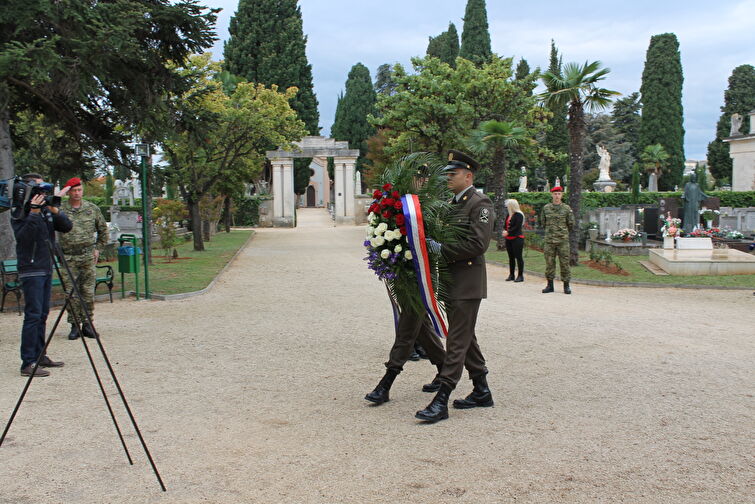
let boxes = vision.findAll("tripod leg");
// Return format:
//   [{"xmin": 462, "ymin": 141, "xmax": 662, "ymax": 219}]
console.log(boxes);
[
  {"xmin": 0, "ymin": 295, "xmax": 72, "ymax": 448},
  {"xmin": 53, "ymin": 242, "xmax": 166, "ymax": 491}
]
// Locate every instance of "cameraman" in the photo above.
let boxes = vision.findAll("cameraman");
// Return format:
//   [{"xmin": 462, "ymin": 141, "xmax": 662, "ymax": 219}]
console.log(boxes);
[{"xmin": 11, "ymin": 173, "xmax": 73, "ymax": 377}]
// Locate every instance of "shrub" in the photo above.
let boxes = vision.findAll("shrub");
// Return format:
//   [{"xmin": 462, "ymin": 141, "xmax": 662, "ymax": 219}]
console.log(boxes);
[{"xmin": 153, "ymin": 199, "xmax": 188, "ymax": 261}]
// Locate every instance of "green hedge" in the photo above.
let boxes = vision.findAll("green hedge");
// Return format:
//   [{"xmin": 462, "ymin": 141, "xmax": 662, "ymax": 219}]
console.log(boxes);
[
  {"xmin": 233, "ymin": 196, "xmax": 270, "ymax": 226},
  {"xmin": 499, "ymin": 191, "xmax": 755, "ymax": 217}
]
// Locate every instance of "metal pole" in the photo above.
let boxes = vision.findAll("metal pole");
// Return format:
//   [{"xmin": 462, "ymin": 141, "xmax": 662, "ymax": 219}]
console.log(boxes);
[{"xmin": 140, "ymin": 155, "xmax": 150, "ymax": 299}]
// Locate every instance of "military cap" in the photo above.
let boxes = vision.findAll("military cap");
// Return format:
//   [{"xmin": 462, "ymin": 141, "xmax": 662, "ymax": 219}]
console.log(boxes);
[
  {"xmin": 64, "ymin": 177, "xmax": 82, "ymax": 188},
  {"xmin": 550, "ymin": 186, "xmax": 564, "ymax": 193},
  {"xmin": 443, "ymin": 150, "xmax": 480, "ymax": 172}
]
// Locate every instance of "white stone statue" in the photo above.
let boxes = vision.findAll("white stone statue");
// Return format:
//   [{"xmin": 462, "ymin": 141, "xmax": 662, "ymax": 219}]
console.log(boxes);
[
  {"xmin": 112, "ymin": 180, "xmax": 134, "ymax": 206},
  {"xmin": 596, "ymin": 144, "xmax": 612, "ymax": 181},
  {"xmin": 355, "ymin": 171, "xmax": 362, "ymax": 195},
  {"xmin": 518, "ymin": 167, "xmax": 528, "ymax": 192},
  {"xmin": 555, "ymin": 176, "xmax": 561, "ymax": 188},
  {"xmin": 730, "ymin": 113, "xmax": 743, "ymax": 136}
]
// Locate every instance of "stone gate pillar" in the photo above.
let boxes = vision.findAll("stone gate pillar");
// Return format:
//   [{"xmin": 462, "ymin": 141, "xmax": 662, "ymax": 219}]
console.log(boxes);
[
  {"xmin": 333, "ymin": 157, "xmax": 357, "ymax": 225},
  {"xmin": 272, "ymin": 157, "xmax": 295, "ymax": 227}
]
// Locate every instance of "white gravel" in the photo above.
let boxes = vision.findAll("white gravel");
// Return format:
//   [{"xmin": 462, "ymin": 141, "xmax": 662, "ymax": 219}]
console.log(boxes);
[{"xmin": 0, "ymin": 208, "xmax": 752, "ymax": 504}]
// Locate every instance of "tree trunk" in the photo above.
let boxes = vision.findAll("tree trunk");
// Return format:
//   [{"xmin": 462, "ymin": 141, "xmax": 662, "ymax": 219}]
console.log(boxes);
[
  {"xmin": 223, "ymin": 196, "xmax": 232, "ymax": 232},
  {"xmin": 567, "ymin": 102, "xmax": 585, "ymax": 266},
  {"xmin": 491, "ymin": 146, "xmax": 508, "ymax": 251},
  {"xmin": 188, "ymin": 198, "xmax": 204, "ymax": 251},
  {"xmin": 0, "ymin": 103, "xmax": 16, "ymax": 260},
  {"xmin": 202, "ymin": 219, "xmax": 210, "ymax": 242}
]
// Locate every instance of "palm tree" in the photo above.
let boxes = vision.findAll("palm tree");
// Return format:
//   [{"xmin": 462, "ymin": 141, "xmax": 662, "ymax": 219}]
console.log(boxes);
[
  {"xmin": 467, "ymin": 120, "xmax": 531, "ymax": 250},
  {"xmin": 541, "ymin": 61, "xmax": 619, "ymax": 265},
  {"xmin": 640, "ymin": 143, "xmax": 669, "ymax": 190}
]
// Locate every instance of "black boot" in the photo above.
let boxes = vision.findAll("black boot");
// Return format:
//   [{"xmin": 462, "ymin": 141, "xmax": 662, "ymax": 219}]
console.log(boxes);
[
  {"xmin": 563, "ymin": 282, "xmax": 571, "ymax": 294},
  {"xmin": 415, "ymin": 384, "xmax": 451, "ymax": 423},
  {"xmin": 82, "ymin": 323, "xmax": 98, "ymax": 339},
  {"xmin": 414, "ymin": 343, "xmax": 429, "ymax": 360},
  {"xmin": 422, "ymin": 365, "xmax": 443, "ymax": 392},
  {"xmin": 505, "ymin": 273, "xmax": 515, "ymax": 281},
  {"xmin": 67, "ymin": 325, "xmax": 80, "ymax": 340},
  {"xmin": 542, "ymin": 279, "xmax": 554, "ymax": 293},
  {"xmin": 365, "ymin": 369, "xmax": 399, "ymax": 404},
  {"xmin": 514, "ymin": 273, "xmax": 524, "ymax": 283},
  {"xmin": 452, "ymin": 373, "xmax": 494, "ymax": 409}
]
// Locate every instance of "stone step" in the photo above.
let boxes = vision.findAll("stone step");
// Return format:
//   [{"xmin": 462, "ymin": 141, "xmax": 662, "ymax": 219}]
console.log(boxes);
[{"xmin": 639, "ymin": 260, "xmax": 669, "ymax": 275}]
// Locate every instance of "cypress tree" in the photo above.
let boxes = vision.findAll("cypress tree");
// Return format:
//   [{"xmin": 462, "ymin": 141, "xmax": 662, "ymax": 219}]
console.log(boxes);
[
  {"xmin": 459, "ymin": 0, "xmax": 491, "ymax": 66},
  {"xmin": 543, "ymin": 40, "xmax": 569, "ymax": 184},
  {"xmin": 331, "ymin": 63, "xmax": 377, "ymax": 172},
  {"xmin": 639, "ymin": 33, "xmax": 685, "ymax": 191},
  {"xmin": 224, "ymin": 0, "xmax": 320, "ymax": 134},
  {"xmin": 427, "ymin": 22, "xmax": 459, "ymax": 67},
  {"xmin": 706, "ymin": 64, "xmax": 755, "ymax": 183},
  {"xmin": 515, "ymin": 58, "xmax": 530, "ymax": 81}
]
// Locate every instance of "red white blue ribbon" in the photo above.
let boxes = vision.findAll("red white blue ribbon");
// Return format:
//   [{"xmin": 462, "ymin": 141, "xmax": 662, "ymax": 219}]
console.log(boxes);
[{"xmin": 401, "ymin": 194, "xmax": 448, "ymax": 339}]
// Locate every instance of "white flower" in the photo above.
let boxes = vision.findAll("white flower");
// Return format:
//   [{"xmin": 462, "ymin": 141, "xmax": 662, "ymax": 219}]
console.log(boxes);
[
  {"xmin": 380, "ymin": 249, "xmax": 391, "ymax": 259},
  {"xmin": 366, "ymin": 226, "xmax": 374, "ymax": 237},
  {"xmin": 404, "ymin": 250, "xmax": 413, "ymax": 260},
  {"xmin": 375, "ymin": 222, "xmax": 388, "ymax": 235},
  {"xmin": 370, "ymin": 238, "xmax": 378, "ymax": 247},
  {"xmin": 368, "ymin": 212, "xmax": 376, "ymax": 224},
  {"xmin": 384, "ymin": 230, "xmax": 396, "ymax": 242},
  {"xmin": 394, "ymin": 244, "xmax": 402, "ymax": 253},
  {"xmin": 374, "ymin": 236, "xmax": 385, "ymax": 246}
]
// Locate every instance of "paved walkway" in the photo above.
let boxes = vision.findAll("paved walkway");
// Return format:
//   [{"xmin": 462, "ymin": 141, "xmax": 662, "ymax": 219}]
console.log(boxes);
[{"xmin": 0, "ymin": 215, "xmax": 752, "ymax": 503}]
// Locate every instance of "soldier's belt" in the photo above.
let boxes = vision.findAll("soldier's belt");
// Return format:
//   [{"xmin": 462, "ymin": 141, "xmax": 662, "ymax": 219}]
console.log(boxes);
[{"xmin": 63, "ymin": 245, "xmax": 95, "ymax": 255}]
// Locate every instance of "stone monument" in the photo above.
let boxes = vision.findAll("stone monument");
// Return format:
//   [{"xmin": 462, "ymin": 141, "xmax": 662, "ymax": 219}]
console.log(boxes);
[
  {"xmin": 723, "ymin": 110, "xmax": 755, "ymax": 192},
  {"xmin": 517, "ymin": 167, "xmax": 528, "ymax": 192},
  {"xmin": 729, "ymin": 113, "xmax": 743, "ymax": 136},
  {"xmin": 112, "ymin": 180, "xmax": 134, "ymax": 206},
  {"xmin": 593, "ymin": 144, "xmax": 617, "ymax": 192}
]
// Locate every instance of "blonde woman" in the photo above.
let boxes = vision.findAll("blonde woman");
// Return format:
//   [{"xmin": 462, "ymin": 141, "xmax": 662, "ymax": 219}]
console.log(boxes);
[{"xmin": 502, "ymin": 199, "xmax": 525, "ymax": 282}]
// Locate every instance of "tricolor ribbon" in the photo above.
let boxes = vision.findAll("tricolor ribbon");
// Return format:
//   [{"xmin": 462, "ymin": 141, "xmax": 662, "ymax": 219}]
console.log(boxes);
[{"xmin": 401, "ymin": 194, "xmax": 448, "ymax": 339}]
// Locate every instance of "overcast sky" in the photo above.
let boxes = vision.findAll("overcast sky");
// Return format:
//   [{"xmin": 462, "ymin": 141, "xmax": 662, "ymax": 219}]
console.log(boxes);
[{"xmin": 203, "ymin": 0, "xmax": 755, "ymax": 160}]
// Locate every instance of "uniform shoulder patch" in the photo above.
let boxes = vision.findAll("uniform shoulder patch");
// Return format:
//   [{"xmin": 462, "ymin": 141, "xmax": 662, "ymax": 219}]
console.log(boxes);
[{"xmin": 480, "ymin": 207, "xmax": 489, "ymax": 223}]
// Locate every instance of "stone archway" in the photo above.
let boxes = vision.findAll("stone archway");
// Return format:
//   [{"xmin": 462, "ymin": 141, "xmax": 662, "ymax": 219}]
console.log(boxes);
[{"xmin": 266, "ymin": 136, "xmax": 359, "ymax": 227}]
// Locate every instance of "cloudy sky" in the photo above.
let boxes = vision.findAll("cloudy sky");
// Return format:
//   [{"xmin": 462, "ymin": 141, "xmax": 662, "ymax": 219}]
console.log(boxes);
[{"xmin": 204, "ymin": 0, "xmax": 755, "ymax": 160}]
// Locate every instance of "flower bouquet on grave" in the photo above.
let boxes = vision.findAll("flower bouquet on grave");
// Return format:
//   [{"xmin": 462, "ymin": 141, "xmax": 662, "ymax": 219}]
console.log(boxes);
[
  {"xmin": 688, "ymin": 228, "xmax": 712, "ymax": 238},
  {"xmin": 659, "ymin": 212, "xmax": 681, "ymax": 238},
  {"xmin": 725, "ymin": 230, "xmax": 745, "ymax": 240},
  {"xmin": 611, "ymin": 228, "xmax": 640, "ymax": 242},
  {"xmin": 699, "ymin": 208, "xmax": 720, "ymax": 221},
  {"xmin": 363, "ymin": 153, "xmax": 463, "ymax": 338}
]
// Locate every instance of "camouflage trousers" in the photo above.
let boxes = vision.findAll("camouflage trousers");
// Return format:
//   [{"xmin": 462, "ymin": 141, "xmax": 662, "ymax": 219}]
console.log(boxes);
[
  {"xmin": 543, "ymin": 240, "xmax": 571, "ymax": 282},
  {"xmin": 60, "ymin": 253, "xmax": 96, "ymax": 325}
]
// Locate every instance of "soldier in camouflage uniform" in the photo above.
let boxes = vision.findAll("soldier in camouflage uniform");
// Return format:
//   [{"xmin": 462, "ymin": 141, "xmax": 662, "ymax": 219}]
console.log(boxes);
[
  {"xmin": 541, "ymin": 186, "xmax": 575, "ymax": 294},
  {"xmin": 58, "ymin": 178, "xmax": 109, "ymax": 339}
]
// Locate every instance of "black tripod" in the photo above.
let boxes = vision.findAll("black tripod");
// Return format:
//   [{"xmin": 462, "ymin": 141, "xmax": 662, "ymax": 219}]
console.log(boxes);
[{"xmin": 0, "ymin": 240, "xmax": 165, "ymax": 492}]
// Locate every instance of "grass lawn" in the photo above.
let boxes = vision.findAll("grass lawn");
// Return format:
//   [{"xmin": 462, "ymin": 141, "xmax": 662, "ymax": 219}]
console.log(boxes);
[
  {"xmin": 486, "ymin": 242, "xmax": 755, "ymax": 289},
  {"xmin": 105, "ymin": 229, "xmax": 253, "ymax": 296}
]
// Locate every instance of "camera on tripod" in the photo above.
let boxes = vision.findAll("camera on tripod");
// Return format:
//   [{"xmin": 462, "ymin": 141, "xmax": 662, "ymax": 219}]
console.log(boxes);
[{"xmin": 0, "ymin": 176, "xmax": 61, "ymax": 219}]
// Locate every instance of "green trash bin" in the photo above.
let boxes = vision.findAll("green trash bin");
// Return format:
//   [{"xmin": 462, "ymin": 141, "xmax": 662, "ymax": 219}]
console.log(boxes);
[{"xmin": 117, "ymin": 246, "xmax": 141, "ymax": 273}]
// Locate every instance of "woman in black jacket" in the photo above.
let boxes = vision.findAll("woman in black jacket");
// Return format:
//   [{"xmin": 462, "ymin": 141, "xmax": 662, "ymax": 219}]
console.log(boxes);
[{"xmin": 503, "ymin": 199, "xmax": 525, "ymax": 282}]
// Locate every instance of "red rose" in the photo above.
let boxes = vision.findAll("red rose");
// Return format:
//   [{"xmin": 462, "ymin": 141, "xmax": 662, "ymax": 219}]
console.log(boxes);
[
  {"xmin": 395, "ymin": 214, "xmax": 405, "ymax": 225},
  {"xmin": 399, "ymin": 226, "xmax": 407, "ymax": 235},
  {"xmin": 382, "ymin": 183, "xmax": 392, "ymax": 191},
  {"xmin": 372, "ymin": 190, "xmax": 382, "ymax": 199},
  {"xmin": 368, "ymin": 203, "xmax": 379, "ymax": 213},
  {"xmin": 382, "ymin": 210, "xmax": 392, "ymax": 219},
  {"xmin": 391, "ymin": 190, "xmax": 400, "ymax": 199},
  {"xmin": 393, "ymin": 200, "xmax": 402, "ymax": 210},
  {"xmin": 381, "ymin": 198, "xmax": 394, "ymax": 207}
]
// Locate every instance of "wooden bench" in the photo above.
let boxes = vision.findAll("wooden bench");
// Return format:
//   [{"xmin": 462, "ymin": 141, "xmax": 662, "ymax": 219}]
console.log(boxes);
[{"xmin": 1, "ymin": 259, "xmax": 114, "ymax": 315}]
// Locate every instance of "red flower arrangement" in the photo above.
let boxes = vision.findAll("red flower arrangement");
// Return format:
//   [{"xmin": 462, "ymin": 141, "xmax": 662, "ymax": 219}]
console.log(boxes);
[{"xmin": 369, "ymin": 183, "xmax": 407, "ymax": 236}]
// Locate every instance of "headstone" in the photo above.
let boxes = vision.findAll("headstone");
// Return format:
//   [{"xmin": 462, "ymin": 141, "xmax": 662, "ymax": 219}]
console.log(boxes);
[
  {"xmin": 112, "ymin": 180, "xmax": 134, "ymax": 206},
  {"xmin": 676, "ymin": 237, "xmax": 713, "ymax": 250},
  {"xmin": 110, "ymin": 207, "xmax": 141, "ymax": 238}
]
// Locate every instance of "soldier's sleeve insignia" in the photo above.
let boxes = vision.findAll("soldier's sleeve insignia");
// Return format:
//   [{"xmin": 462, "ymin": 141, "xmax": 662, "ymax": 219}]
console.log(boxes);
[{"xmin": 480, "ymin": 207, "xmax": 489, "ymax": 223}]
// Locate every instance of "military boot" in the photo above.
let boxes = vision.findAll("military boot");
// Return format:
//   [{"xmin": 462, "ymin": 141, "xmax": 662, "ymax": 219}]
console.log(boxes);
[
  {"xmin": 563, "ymin": 282, "xmax": 572, "ymax": 294},
  {"xmin": 415, "ymin": 384, "xmax": 451, "ymax": 423},
  {"xmin": 67, "ymin": 325, "xmax": 80, "ymax": 340},
  {"xmin": 514, "ymin": 273, "xmax": 524, "ymax": 283},
  {"xmin": 422, "ymin": 365, "xmax": 443, "ymax": 393},
  {"xmin": 452, "ymin": 373, "xmax": 494, "ymax": 409},
  {"xmin": 542, "ymin": 279, "xmax": 554, "ymax": 293},
  {"xmin": 364, "ymin": 369, "xmax": 399, "ymax": 404},
  {"xmin": 82, "ymin": 323, "xmax": 98, "ymax": 339}
]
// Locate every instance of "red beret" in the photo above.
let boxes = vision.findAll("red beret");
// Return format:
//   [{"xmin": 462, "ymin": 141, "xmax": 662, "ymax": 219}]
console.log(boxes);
[
  {"xmin": 550, "ymin": 186, "xmax": 563, "ymax": 193},
  {"xmin": 64, "ymin": 177, "xmax": 82, "ymax": 188}
]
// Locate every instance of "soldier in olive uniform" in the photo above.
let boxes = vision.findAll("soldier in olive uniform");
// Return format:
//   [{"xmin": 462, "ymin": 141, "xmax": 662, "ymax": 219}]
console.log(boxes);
[
  {"xmin": 541, "ymin": 186, "xmax": 575, "ymax": 294},
  {"xmin": 59, "ymin": 178, "xmax": 109, "ymax": 339},
  {"xmin": 415, "ymin": 150, "xmax": 495, "ymax": 423}
]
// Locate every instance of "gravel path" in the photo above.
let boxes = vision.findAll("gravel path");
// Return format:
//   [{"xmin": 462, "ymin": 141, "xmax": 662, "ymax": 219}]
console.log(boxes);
[{"xmin": 0, "ymin": 208, "xmax": 752, "ymax": 504}]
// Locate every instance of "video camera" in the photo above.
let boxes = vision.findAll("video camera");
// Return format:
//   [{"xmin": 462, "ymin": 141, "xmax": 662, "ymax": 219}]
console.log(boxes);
[{"xmin": 0, "ymin": 177, "xmax": 60, "ymax": 219}]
